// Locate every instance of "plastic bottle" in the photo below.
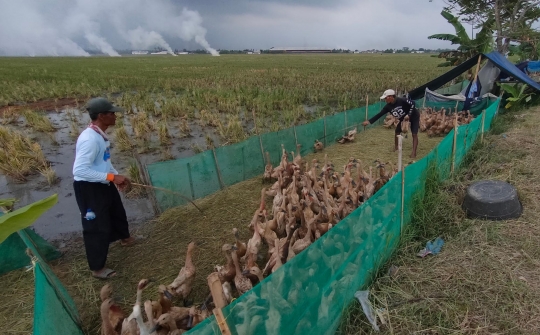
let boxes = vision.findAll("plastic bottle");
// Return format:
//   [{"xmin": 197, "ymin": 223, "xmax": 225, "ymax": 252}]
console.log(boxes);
[{"xmin": 85, "ymin": 208, "xmax": 96, "ymax": 220}]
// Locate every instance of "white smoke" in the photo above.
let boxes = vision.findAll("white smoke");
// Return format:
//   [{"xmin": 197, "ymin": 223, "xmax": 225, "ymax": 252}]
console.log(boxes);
[
  {"xmin": 0, "ymin": 0, "xmax": 218, "ymax": 56},
  {"xmin": 125, "ymin": 28, "xmax": 176, "ymax": 56}
]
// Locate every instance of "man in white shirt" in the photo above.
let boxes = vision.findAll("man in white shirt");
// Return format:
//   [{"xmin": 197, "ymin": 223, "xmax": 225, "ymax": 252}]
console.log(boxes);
[{"xmin": 73, "ymin": 97, "xmax": 135, "ymax": 279}]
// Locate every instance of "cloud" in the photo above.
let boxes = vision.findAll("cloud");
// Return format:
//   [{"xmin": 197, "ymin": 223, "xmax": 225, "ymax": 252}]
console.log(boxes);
[
  {"xmin": 0, "ymin": 0, "xmax": 218, "ymax": 56},
  {"xmin": 201, "ymin": 0, "xmax": 457, "ymax": 50},
  {"xmin": 0, "ymin": 0, "xmax": 457, "ymax": 55}
]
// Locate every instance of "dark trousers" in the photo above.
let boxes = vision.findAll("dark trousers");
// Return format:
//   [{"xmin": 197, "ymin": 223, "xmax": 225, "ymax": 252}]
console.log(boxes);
[{"xmin": 73, "ymin": 181, "xmax": 130, "ymax": 271}]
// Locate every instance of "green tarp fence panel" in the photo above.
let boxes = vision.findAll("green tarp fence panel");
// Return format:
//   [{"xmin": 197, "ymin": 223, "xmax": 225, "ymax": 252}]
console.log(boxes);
[
  {"xmin": 413, "ymin": 97, "xmax": 495, "ymax": 116},
  {"xmin": 188, "ymin": 99, "xmax": 500, "ymax": 335},
  {"xmin": 0, "ymin": 228, "xmax": 60, "ymax": 275},
  {"xmin": 435, "ymin": 80, "xmax": 471, "ymax": 95},
  {"xmin": 14, "ymin": 229, "xmax": 84, "ymax": 335}
]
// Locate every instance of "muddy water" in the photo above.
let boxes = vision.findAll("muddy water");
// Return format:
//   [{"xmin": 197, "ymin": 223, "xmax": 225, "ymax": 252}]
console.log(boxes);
[
  {"xmin": 1, "ymin": 104, "xmax": 323, "ymax": 240},
  {"xmin": 1, "ymin": 110, "xmax": 154, "ymax": 240}
]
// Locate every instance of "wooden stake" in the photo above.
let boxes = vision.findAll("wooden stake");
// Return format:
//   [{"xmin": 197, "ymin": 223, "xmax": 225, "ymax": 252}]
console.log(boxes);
[
  {"xmin": 130, "ymin": 182, "xmax": 203, "ymax": 213},
  {"xmin": 212, "ymin": 148, "xmax": 225, "ymax": 190},
  {"xmin": 451, "ymin": 114, "xmax": 458, "ymax": 175},
  {"xmin": 422, "ymin": 95, "xmax": 426, "ymax": 109},
  {"xmin": 481, "ymin": 109, "xmax": 486, "ymax": 143},
  {"xmin": 455, "ymin": 100, "xmax": 459, "ymax": 113},
  {"xmin": 364, "ymin": 95, "xmax": 369, "ymax": 130},
  {"xmin": 213, "ymin": 308, "xmax": 232, "ymax": 335},
  {"xmin": 323, "ymin": 110, "xmax": 327, "ymax": 146},
  {"xmin": 397, "ymin": 134, "xmax": 403, "ymax": 172},
  {"xmin": 472, "ymin": 55, "xmax": 483, "ymax": 83},
  {"xmin": 207, "ymin": 273, "xmax": 227, "ymax": 309},
  {"xmin": 400, "ymin": 163, "xmax": 405, "ymax": 236},
  {"xmin": 252, "ymin": 109, "xmax": 266, "ymax": 168}
]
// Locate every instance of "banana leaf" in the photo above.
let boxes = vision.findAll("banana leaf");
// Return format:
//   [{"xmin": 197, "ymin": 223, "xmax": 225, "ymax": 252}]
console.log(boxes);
[
  {"xmin": 440, "ymin": 10, "xmax": 471, "ymax": 44},
  {"xmin": 0, "ymin": 194, "xmax": 58, "ymax": 244},
  {"xmin": 428, "ymin": 34, "xmax": 461, "ymax": 44}
]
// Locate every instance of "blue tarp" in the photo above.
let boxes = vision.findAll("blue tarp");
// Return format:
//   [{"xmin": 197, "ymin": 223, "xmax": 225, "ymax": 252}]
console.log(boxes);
[
  {"xmin": 484, "ymin": 52, "xmax": 540, "ymax": 91},
  {"xmin": 528, "ymin": 61, "xmax": 540, "ymax": 73},
  {"xmin": 409, "ymin": 52, "xmax": 540, "ymax": 100}
]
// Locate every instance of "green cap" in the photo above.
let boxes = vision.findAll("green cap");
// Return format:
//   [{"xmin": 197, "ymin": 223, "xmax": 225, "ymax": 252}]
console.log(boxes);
[{"xmin": 85, "ymin": 97, "xmax": 124, "ymax": 116}]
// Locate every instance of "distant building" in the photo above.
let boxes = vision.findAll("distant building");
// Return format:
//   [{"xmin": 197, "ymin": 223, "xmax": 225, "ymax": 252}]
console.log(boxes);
[
  {"xmin": 253, "ymin": 49, "xmax": 261, "ymax": 54},
  {"xmin": 176, "ymin": 52, "xmax": 189, "ymax": 55},
  {"xmin": 151, "ymin": 51, "xmax": 168, "ymax": 55},
  {"xmin": 132, "ymin": 50, "xmax": 149, "ymax": 55},
  {"xmin": 268, "ymin": 47, "xmax": 332, "ymax": 53},
  {"xmin": 413, "ymin": 50, "xmax": 425, "ymax": 54}
]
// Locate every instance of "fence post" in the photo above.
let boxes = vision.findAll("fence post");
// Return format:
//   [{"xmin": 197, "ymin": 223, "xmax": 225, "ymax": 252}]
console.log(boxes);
[
  {"xmin": 364, "ymin": 95, "xmax": 369, "ymax": 131},
  {"xmin": 481, "ymin": 109, "xmax": 486, "ymax": 143},
  {"xmin": 451, "ymin": 114, "xmax": 458, "ymax": 175},
  {"xmin": 345, "ymin": 109, "xmax": 348, "ymax": 131},
  {"xmin": 323, "ymin": 110, "xmax": 327, "ymax": 147},
  {"xmin": 212, "ymin": 148, "xmax": 225, "ymax": 190},
  {"xmin": 397, "ymin": 134, "xmax": 403, "ymax": 172},
  {"xmin": 252, "ymin": 109, "xmax": 266, "ymax": 167},
  {"xmin": 187, "ymin": 162, "xmax": 195, "ymax": 200},
  {"xmin": 401, "ymin": 162, "xmax": 405, "ymax": 237}
]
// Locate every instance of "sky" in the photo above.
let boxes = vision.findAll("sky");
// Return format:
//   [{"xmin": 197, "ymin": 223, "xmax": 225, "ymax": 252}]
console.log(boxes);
[{"xmin": 0, "ymin": 0, "xmax": 461, "ymax": 56}]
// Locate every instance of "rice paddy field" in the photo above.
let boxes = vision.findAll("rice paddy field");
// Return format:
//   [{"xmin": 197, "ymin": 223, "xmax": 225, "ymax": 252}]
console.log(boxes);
[{"xmin": 0, "ymin": 53, "xmax": 453, "ymax": 334}]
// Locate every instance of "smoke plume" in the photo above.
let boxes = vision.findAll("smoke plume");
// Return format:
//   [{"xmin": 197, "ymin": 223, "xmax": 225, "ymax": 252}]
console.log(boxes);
[{"xmin": 0, "ymin": 0, "xmax": 218, "ymax": 56}]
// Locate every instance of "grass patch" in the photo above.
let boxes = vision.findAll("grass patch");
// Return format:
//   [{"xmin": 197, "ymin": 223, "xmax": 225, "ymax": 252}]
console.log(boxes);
[
  {"xmin": 22, "ymin": 109, "xmax": 55, "ymax": 132},
  {"xmin": 0, "ymin": 126, "xmax": 48, "ymax": 181},
  {"xmin": 338, "ymin": 104, "xmax": 540, "ymax": 334}
]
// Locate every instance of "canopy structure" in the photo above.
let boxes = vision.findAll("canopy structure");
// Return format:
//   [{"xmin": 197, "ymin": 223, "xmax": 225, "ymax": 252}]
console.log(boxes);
[{"xmin": 409, "ymin": 52, "xmax": 540, "ymax": 101}]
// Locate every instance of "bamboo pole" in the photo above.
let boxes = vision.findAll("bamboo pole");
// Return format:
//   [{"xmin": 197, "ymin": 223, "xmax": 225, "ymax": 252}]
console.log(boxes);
[
  {"xmin": 451, "ymin": 114, "xmax": 458, "ymax": 175},
  {"xmin": 481, "ymin": 109, "xmax": 486, "ymax": 143},
  {"xmin": 323, "ymin": 109, "xmax": 327, "ymax": 146},
  {"xmin": 455, "ymin": 100, "xmax": 459, "ymax": 113},
  {"xmin": 364, "ymin": 95, "xmax": 369, "ymax": 130},
  {"xmin": 207, "ymin": 273, "xmax": 227, "ymax": 309},
  {"xmin": 400, "ymin": 163, "xmax": 405, "ymax": 237},
  {"xmin": 422, "ymin": 95, "xmax": 426, "ymax": 109},
  {"xmin": 212, "ymin": 148, "xmax": 225, "ymax": 190},
  {"xmin": 472, "ymin": 55, "xmax": 483, "ymax": 83},
  {"xmin": 252, "ymin": 109, "xmax": 266, "ymax": 167},
  {"xmin": 213, "ymin": 308, "xmax": 232, "ymax": 335},
  {"xmin": 130, "ymin": 182, "xmax": 203, "ymax": 213},
  {"xmin": 397, "ymin": 134, "xmax": 403, "ymax": 172}
]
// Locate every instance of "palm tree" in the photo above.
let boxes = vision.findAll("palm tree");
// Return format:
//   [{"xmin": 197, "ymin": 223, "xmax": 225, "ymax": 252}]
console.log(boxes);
[{"xmin": 428, "ymin": 11, "xmax": 495, "ymax": 66}]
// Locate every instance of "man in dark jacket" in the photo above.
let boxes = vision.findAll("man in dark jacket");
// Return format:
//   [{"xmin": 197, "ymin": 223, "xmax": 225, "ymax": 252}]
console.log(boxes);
[{"xmin": 362, "ymin": 89, "xmax": 419, "ymax": 158}]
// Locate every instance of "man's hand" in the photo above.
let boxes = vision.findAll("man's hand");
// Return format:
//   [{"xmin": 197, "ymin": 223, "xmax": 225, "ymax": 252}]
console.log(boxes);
[
  {"xmin": 112, "ymin": 174, "xmax": 127, "ymax": 185},
  {"xmin": 362, "ymin": 120, "xmax": 370, "ymax": 127}
]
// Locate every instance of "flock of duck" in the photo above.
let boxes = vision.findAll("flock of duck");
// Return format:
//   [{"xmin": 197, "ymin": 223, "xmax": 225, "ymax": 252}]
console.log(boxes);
[
  {"xmin": 383, "ymin": 107, "xmax": 476, "ymax": 136},
  {"xmin": 100, "ymin": 139, "xmax": 399, "ymax": 334}
]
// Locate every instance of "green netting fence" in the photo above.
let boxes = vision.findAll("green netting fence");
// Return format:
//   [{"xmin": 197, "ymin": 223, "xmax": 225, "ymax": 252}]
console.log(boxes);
[
  {"xmin": 186, "ymin": 99, "xmax": 501, "ymax": 335},
  {"xmin": 6, "ymin": 97, "xmax": 499, "ymax": 335},
  {"xmin": 148, "ymin": 97, "xmax": 492, "ymax": 211}
]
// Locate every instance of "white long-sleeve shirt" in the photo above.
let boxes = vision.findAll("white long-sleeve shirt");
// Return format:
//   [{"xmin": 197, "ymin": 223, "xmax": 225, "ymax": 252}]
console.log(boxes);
[{"xmin": 73, "ymin": 128, "xmax": 118, "ymax": 183}]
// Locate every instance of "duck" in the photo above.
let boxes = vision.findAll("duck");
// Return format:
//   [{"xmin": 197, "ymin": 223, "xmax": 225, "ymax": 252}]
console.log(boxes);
[
  {"xmin": 101, "ymin": 298, "xmax": 118, "ymax": 335},
  {"xmin": 168, "ymin": 242, "xmax": 196, "ymax": 306},
  {"xmin": 100, "ymin": 284, "xmax": 125, "ymax": 333},
  {"xmin": 150, "ymin": 313, "xmax": 185, "ymax": 335},
  {"xmin": 232, "ymin": 228, "xmax": 247, "ymax": 259},
  {"xmin": 215, "ymin": 243, "xmax": 236, "ymax": 284},
  {"xmin": 292, "ymin": 217, "xmax": 313, "ymax": 255},
  {"xmin": 127, "ymin": 279, "xmax": 153, "ymax": 335},
  {"xmin": 313, "ymin": 139, "xmax": 324, "ymax": 151},
  {"xmin": 242, "ymin": 266, "xmax": 264, "ymax": 285},
  {"xmin": 156, "ymin": 285, "xmax": 173, "ymax": 316},
  {"xmin": 231, "ymin": 245, "xmax": 253, "ymax": 295},
  {"xmin": 263, "ymin": 152, "xmax": 273, "ymax": 182}
]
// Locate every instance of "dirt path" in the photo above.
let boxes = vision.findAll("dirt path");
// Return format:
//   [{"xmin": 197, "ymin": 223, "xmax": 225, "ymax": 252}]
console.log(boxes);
[{"xmin": 340, "ymin": 105, "xmax": 540, "ymax": 334}]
